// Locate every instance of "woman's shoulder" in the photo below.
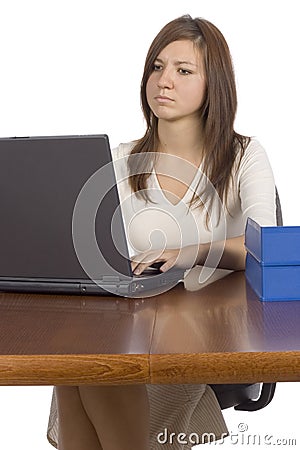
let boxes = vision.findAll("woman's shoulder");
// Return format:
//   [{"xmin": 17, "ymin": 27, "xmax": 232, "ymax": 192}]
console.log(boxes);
[
  {"xmin": 245, "ymin": 136, "xmax": 266, "ymax": 152},
  {"xmin": 111, "ymin": 141, "xmax": 137, "ymax": 181},
  {"xmin": 237, "ymin": 137, "xmax": 270, "ymax": 167},
  {"xmin": 111, "ymin": 141, "xmax": 136, "ymax": 160}
]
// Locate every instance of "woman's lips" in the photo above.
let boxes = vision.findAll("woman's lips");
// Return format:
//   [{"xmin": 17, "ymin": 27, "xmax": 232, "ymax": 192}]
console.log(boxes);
[{"xmin": 155, "ymin": 95, "xmax": 174, "ymax": 103}]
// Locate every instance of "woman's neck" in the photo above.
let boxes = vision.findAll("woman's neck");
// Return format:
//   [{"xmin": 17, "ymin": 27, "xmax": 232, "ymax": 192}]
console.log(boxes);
[{"xmin": 157, "ymin": 118, "xmax": 204, "ymax": 164}]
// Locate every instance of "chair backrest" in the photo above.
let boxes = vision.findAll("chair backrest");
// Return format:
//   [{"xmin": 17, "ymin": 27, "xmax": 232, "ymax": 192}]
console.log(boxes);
[{"xmin": 275, "ymin": 187, "xmax": 283, "ymax": 226}]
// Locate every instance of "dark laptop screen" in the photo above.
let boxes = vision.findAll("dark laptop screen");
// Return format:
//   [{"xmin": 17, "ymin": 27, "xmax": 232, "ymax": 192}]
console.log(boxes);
[{"xmin": 0, "ymin": 135, "xmax": 131, "ymax": 281}]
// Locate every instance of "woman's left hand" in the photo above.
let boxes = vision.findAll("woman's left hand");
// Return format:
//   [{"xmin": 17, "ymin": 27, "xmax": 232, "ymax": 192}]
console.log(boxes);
[{"xmin": 131, "ymin": 245, "xmax": 200, "ymax": 275}]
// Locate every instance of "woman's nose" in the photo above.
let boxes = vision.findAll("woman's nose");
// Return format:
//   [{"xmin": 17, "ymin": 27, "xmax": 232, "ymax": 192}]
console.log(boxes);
[{"xmin": 157, "ymin": 69, "xmax": 174, "ymax": 89}]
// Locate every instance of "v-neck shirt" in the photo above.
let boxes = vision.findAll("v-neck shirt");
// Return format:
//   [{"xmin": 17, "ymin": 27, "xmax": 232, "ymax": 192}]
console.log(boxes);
[{"xmin": 112, "ymin": 139, "xmax": 277, "ymax": 258}]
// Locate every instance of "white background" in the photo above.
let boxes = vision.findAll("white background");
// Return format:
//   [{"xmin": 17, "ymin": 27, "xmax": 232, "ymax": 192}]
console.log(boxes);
[{"xmin": 0, "ymin": 0, "xmax": 299, "ymax": 449}]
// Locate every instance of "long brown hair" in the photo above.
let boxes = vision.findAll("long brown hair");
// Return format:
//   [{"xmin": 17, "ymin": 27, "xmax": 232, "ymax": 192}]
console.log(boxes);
[{"xmin": 128, "ymin": 15, "xmax": 250, "ymax": 218}]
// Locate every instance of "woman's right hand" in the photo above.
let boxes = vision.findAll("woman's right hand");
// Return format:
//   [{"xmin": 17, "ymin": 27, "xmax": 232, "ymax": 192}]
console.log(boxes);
[{"xmin": 131, "ymin": 244, "xmax": 200, "ymax": 275}]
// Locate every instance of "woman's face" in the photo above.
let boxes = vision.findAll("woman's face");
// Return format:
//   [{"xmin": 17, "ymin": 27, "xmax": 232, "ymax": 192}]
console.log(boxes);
[{"xmin": 146, "ymin": 40, "xmax": 206, "ymax": 124}]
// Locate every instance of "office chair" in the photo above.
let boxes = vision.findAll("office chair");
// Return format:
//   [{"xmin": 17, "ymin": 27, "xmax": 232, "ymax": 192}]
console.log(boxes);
[{"xmin": 209, "ymin": 187, "xmax": 282, "ymax": 411}]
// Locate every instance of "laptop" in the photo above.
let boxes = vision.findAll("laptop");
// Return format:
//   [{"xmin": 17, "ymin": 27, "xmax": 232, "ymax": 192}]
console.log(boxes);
[{"xmin": 0, "ymin": 134, "xmax": 184, "ymax": 297}]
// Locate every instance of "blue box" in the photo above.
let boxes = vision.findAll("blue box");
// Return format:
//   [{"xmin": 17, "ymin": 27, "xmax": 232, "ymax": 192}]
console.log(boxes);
[
  {"xmin": 246, "ymin": 253, "xmax": 300, "ymax": 301},
  {"xmin": 245, "ymin": 218, "xmax": 300, "ymax": 265},
  {"xmin": 245, "ymin": 218, "xmax": 300, "ymax": 301}
]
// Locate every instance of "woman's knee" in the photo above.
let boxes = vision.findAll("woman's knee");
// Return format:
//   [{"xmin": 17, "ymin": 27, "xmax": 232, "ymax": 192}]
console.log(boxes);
[
  {"xmin": 78, "ymin": 385, "xmax": 149, "ymax": 415},
  {"xmin": 55, "ymin": 386, "xmax": 83, "ymax": 412}
]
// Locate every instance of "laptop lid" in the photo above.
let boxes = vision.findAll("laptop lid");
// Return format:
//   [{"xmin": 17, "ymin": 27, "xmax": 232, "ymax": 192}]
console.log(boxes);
[{"xmin": 0, "ymin": 134, "xmax": 133, "ymax": 287}]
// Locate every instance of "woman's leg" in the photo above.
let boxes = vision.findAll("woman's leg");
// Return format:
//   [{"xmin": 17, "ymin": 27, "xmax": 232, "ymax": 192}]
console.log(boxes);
[
  {"xmin": 78, "ymin": 385, "xmax": 150, "ymax": 450},
  {"xmin": 56, "ymin": 386, "xmax": 103, "ymax": 450}
]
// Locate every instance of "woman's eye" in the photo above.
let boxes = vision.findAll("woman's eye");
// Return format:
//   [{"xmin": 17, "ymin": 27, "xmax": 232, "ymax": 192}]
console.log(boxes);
[
  {"xmin": 153, "ymin": 64, "xmax": 162, "ymax": 71},
  {"xmin": 178, "ymin": 68, "xmax": 192, "ymax": 75}
]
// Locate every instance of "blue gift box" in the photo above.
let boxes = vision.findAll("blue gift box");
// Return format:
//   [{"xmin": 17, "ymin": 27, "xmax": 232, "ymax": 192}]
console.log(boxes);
[
  {"xmin": 245, "ymin": 218, "xmax": 300, "ymax": 301},
  {"xmin": 246, "ymin": 252, "xmax": 300, "ymax": 301},
  {"xmin": 245, "ymin": 218, "xmax": 300, "ymax": 265}
]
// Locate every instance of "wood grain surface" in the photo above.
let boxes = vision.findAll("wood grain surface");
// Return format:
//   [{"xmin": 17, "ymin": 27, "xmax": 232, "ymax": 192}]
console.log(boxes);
[
  {"xmin": 0, "ymin": 354, "xmax": 149, "ymax": 385},
  {"xmin": 0, "ymin": 271, "xmax": 299, "ymax": 385},
  {"xmin": 150, "ymin": 351, "xmax": 300, "ymax": 384}
]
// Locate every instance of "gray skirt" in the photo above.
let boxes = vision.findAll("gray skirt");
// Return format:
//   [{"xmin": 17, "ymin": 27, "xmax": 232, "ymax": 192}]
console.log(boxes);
[{"xmin": 47, "ymin": 384, "xmax": 228, "ymax": 449}]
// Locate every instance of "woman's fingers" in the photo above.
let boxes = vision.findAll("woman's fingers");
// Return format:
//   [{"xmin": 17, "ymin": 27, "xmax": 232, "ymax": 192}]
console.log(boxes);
[
  {"xmin": 159, "ymin": 256, "xmax": 177, "ymax": 272},
  {"xmin": 131, "ymin": 245, "xmax": 199, "ymax": 275},
  {"xmin": 131, "ymin": 250, "xmax": 163, "ymax": 273},
  {"xmin": 131, "ymin": 249, "xmax": 179, "ymax": 275},
  {"xmin": 133, "ymin": 262, "xmax": 152, "ymax": 275},
  {"xmin": 131, "ymin": 253, "xmax": 156, "ymax": 273},
  {"xmin": 132, "ymin": 254, "xmax": 163, "ymax": 274}
]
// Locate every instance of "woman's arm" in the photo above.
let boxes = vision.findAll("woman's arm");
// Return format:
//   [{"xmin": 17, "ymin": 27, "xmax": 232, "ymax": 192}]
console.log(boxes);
[
  {"xmin": 131, "ymin": 235, "xmax": 246, "ymax": 275},
  {"xmin": 197, "ymin": 235, "xmax": 246, "ymax": 271}
]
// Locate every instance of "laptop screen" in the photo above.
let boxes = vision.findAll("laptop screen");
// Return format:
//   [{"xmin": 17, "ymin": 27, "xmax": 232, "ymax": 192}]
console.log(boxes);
[{"xmin": 0, "ymin": 135, "xmax": 132, "ymax": 282}]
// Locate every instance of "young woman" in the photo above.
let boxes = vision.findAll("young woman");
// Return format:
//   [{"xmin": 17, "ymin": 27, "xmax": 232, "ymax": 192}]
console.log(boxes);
[{"xmin": 47, "ymin": 15, "xmax": 277, "ymax": 450}]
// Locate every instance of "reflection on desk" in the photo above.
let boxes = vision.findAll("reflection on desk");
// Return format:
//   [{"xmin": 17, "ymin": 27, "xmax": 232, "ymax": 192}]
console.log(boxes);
[
  {"xmin": 0, "ymin": 271, "xmax": 299, "ymax": 385},
  {"xmin": 149, "ymin": 272, "xmax": 300, "ymax": 384}
]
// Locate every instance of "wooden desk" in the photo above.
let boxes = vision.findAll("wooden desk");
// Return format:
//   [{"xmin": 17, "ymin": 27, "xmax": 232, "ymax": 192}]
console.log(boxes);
[{"xmin": 0, "ymin": 272, "xmax": 299, "ymax": 385}]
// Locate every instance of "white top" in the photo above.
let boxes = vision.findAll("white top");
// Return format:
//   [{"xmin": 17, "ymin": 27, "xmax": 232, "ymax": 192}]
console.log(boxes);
[{"xmin": 112, "ymin": 138, "xmax": 277, "ymax": 260}]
